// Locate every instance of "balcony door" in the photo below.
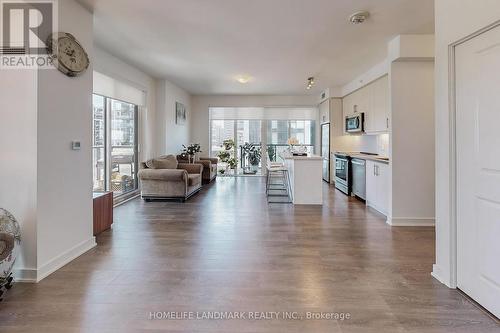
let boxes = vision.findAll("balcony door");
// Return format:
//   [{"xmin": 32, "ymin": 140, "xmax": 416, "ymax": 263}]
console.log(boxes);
[{"xmin": 92, "ymin": 94, "xmax": 139, "ymax": 198}]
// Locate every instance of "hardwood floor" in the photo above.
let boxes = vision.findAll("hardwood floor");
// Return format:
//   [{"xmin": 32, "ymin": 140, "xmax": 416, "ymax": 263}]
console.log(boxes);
[{"xmin": 1, "ymin": 177, "xmax": 498, "ymax": 332}]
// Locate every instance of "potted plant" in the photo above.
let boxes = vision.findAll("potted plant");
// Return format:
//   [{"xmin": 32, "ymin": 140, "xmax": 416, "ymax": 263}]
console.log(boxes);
[
  {"xmin": 217, "ymin": 139, "xmax": 237, "ymax": 175},
  {"xmin": 241, "ymin": 142, "xmax": 261, "ymax": 174},
  {"xmin": 182, "ymin": 143, "xmax": 202, "ymax": 163}
]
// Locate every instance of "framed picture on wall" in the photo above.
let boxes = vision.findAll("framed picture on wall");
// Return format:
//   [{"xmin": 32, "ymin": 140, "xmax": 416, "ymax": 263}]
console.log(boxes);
[{"xmin": 176, "ymin": 102, "xmax": 186, "ymax": 125}]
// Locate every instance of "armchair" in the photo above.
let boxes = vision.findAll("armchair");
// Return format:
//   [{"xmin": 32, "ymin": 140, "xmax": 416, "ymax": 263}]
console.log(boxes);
[{"xmin": 177, "ymin": 155, "xmax": 218, "ymax": 184}]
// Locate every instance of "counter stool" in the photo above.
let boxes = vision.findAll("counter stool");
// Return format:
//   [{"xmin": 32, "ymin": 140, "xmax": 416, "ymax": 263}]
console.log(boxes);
[{"xmin": 266, "ymin": 165, "xmax": 292, "ymax": 203}]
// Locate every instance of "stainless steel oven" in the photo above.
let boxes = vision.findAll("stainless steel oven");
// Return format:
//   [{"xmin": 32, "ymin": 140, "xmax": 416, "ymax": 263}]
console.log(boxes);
[
  {"xmin": 334, "ymin": 153, "xmax": 351, "ymax": 195},
  {"xmin": 345, "ymin": 113, "xmax": 364, "ymax": 133}
]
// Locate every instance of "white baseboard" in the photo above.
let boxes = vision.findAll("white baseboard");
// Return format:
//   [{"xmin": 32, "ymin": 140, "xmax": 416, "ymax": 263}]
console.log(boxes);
[
  {"xmin": 431, "ymin": 264, "xmax": 455, "ymax": 288},
  {"xmin": 13, "ymin": 267, "xmax": 38, "ymax": 283},
  {"xmin": 37, "ymin": 237, "xmax": 96, "ymax": 282},
  {"xmin": 14, "ymin": 237, "xmax": 96, "ymax": 283},
  {"xmin": 386, "ymin": 217, "xmax": 435, "ymax": 227}
]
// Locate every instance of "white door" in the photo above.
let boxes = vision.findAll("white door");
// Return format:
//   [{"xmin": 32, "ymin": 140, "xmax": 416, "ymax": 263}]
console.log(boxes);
[{"xmin": 456, "ymin": 25, "xmax": 500, "ymax": 318}]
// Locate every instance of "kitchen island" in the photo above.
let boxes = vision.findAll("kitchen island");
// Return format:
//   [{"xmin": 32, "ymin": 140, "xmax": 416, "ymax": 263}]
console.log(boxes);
[{"xmin": 283, "ymin": 154, "xmax": 323, "ymax": 205}]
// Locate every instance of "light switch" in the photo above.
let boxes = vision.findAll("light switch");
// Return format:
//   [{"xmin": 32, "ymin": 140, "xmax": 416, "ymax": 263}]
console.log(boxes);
[{"xmin": 71, "ymin": 141, "xmax": 81, "ymax": 150}]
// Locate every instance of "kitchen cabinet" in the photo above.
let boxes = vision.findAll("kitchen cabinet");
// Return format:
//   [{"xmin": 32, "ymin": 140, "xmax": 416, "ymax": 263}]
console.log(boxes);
[
  {"xmin": 319, "ymin": 99, "xmax": 330, "ymax": 123},
  {"xmin": 366, "ymin": 75, "xmax": 389, "ymax": 133},
  {"xmin": 366, "ymin": 160, "xmax": 389, "ymax": 215},
  {"xmin": 342, "ymin": 75, "xmax": 389, "ymax": 134}
]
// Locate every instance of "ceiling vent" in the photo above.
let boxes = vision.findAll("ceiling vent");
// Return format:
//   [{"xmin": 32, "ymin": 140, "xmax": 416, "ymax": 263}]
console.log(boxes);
[{"xmin": 349, "ymin": 11, "xmax": 369, "ymax": 24}]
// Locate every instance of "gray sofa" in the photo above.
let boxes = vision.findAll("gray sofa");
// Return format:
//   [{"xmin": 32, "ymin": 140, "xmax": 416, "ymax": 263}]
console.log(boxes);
[{"xmin": 138, "ymin": 155, "xmax": 203, "ymax": 201}]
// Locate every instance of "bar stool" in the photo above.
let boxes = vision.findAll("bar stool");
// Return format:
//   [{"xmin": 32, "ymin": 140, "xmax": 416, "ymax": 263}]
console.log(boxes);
[{"xmin": 266, "ymin": 164, "xmax": 292, "ymax": 203}]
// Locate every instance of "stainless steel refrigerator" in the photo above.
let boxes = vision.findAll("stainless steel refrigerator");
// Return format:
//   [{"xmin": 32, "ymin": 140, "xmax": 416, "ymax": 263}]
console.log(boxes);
[{"xmin": 321, "ymin": 123, "xmax": 330, "ymax": 182}]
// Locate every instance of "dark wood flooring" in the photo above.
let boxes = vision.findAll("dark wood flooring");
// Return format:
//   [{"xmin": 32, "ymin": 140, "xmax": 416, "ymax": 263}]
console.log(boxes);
[{"xmin": 1, "ymin": 177, "xmax": 498, "ymax": 332}]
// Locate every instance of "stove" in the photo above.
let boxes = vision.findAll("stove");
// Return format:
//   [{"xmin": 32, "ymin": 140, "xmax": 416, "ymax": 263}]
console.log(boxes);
[{"xmin": 334, "ymin": 152, "xmax": 351, "ymax": 195}]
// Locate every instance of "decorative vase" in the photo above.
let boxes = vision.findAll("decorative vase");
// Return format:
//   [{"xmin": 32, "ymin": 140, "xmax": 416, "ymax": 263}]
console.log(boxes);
[{"xmin": 0, "ymin": 208, "xmax": 21, "ymax": 294}]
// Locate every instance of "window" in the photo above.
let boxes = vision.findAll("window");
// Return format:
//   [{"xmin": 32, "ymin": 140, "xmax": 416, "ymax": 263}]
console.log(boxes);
[
  {"xmin": 92, "ymin": 95, "xmax": 106, "ymax": 192},
  {"xmin": 92, "ymin": 94, "xmax": 139, "ymax": 197},
  {"xmin": 266, "ymin": 120, "xmax": 315, "ymax": 163},
  {"xmin": 267, "ymin": 120, "xmax": 314, "ymax": 145}
]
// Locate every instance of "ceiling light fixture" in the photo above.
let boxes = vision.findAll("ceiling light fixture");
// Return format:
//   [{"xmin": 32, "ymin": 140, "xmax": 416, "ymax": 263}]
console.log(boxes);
[
  {"xmin": 235, "ymin": 75, "xmax": 252, "ymax": 84},
  {"xmin": 306, "ymin": 77, "xmax": 315, "ymax": 90},
  {"xmin": 349, "ymin": 11, "xmax": 370, "ymax": 24}
]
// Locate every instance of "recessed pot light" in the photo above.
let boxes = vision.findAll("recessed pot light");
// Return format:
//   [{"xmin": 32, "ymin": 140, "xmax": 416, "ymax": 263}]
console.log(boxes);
[{"xmin": 235, "ymin": 75, "xmax": 252, "ymax": 84}]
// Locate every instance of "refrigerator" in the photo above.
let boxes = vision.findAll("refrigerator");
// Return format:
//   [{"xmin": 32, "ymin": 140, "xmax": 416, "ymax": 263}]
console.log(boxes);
[{"xmin": 321, "ymin": 123, "xmax": 330, "ymax": 182}]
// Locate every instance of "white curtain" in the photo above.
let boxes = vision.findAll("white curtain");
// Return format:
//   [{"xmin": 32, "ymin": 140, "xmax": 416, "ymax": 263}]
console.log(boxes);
[{"xmin": 209, "ymin": 107, "xmax": 318, "ymax": 120}]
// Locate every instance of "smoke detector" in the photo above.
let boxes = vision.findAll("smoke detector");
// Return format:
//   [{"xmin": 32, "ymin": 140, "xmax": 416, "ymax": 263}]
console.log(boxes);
[{"xmin": 349, "ymin": 11, "xmax": 369, "ymax": 24}]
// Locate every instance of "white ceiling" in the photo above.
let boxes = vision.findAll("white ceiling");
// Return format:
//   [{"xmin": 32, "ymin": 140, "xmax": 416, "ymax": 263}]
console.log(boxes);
[{"xmin": 79, "ymin": 0, "xmax": 434, "ymax": 95}]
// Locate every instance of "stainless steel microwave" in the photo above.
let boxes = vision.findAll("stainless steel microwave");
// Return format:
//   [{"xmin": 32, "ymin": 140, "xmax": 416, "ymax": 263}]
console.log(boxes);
[{"xmin": 345, "ymin": 113, "xmax": 364, "ymax": 133}]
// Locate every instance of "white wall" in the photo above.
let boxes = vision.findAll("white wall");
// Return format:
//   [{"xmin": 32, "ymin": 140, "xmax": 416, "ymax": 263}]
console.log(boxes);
[
  {"xmin": 155, "ymin": 79, "xmax": 191, "ymax": 156},
  {"xmin": 341, "ymin": 60, "xmax": 389, "ymax": 97},
  {"xmin": 0, "ymin": 70, "xmax": 38, "ymax": 280},
  {"xmin": 93, "ymin": 47, "xmax": 157, "ymax": 161},
  {"xmin": 191, "ymin": 95, "xmax": 318, "ymax": 154},
  {"xmin": 389, "ymin": 61, "xmax": 435, "ymax": 225},
  {"xmin": 433, "ymin": 0, "xmax": 500, "ymax": 287},
  {"xmin": 36, "ymin": 0, "xmax": 95, "ymax": 279}
]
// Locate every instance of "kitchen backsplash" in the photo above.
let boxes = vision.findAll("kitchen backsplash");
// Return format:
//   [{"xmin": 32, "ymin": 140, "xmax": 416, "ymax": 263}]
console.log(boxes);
[{"xmin": 333, "ymin": 133, "xmax": 389, "ymax": 157}]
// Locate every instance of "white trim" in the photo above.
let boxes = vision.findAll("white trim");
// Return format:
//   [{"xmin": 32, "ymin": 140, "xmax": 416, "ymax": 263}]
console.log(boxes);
[
  {"xmin": 431, "ymin": 264, "xmax": 452, "ymax": 287},
  {"xmin": 366, "ymin": 202, "xmax": 387, "ymax": 217},
  {"xmin": 438, "ymin": 20, "xmax": 500, "ymax": 289},
  {"xmin": 36, "ymin": 237, "xmax": 96, "ymax": 282},
  {"xmin": 13, "ymin": 268, "xmax": 38, "ymax": 283},
  {"xmin": 386, "ymin": 217, "xmax": 435, "ymax": 227}
]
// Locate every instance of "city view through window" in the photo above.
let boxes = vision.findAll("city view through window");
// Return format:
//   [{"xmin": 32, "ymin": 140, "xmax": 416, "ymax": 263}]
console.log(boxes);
[
  {"xmin": 210, "ymin": 119, "xmax": 315, "ymax": 175},
  {"xmin": 93, "ymin": 94, "xmax": 138, "ymax": 196}
]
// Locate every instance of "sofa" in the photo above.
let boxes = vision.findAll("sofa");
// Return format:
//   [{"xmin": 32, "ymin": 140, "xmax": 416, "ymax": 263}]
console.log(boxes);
[
  {"xmin": 177, "ymin": 155, "xmax": 218, "ymax": 184},
  {"xmin": 138, "ymin": 155, "xmax": 203, "ymax": 201}
]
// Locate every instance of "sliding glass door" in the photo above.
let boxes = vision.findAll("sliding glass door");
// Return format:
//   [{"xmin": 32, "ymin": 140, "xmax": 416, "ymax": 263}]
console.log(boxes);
[
  {"xmin": 92, "ymin": 95, "xmax": 106, "ymax": 192},
  {"xmin": 92, "ymin": 94, "xmax": 139, "ymax": 197},
  {"xmin": 266, "ymin": 120, "xmax": 315, "ymax": 164},
  {"xmin": 209, "ymin": 117, "xmax": 315, "ymax": 175}
]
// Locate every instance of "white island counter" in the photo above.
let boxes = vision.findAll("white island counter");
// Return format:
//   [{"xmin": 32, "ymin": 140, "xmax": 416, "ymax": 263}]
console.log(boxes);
[{"xmin": 283, "ymin": 155, "xmax": 323, "ymax": 205}]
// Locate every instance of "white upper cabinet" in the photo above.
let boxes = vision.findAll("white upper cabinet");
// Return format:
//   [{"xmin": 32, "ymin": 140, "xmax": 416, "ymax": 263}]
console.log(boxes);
[
  {"xmin": 319, "ymin": 99, "xmax": 330, "ymax": 123},
  {"xmin": 342, "ymin": 75, "xmax": 389, "ymax": 134},
  {"xmin": 367, "ymin": 75, "xmax": 389, "ymax": 133}
]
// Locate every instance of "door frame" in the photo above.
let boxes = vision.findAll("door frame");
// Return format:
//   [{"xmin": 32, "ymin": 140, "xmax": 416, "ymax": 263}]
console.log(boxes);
[{"xmin": 447, "ymin": 19, "xmax": 500, "ymax": 289}]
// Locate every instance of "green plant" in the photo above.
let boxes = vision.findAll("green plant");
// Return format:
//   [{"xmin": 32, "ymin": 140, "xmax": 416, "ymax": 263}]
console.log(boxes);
[
  {"xmin": 217, "ymin": 150, "xmax": 230, "ymax": 162},
  {"xmin": 182, "ymin": 143, "xmax": 201, "ymax": 156},
  {"xmin": 217, "ymin": 139, "xmax": 237, "ymax": 173},
  {"xmin": 241, "ymin": 143, "xmax": 261, "ymax": 166},
  {"xmin": 267, "ymin": 146, "xmax": 276, "ymax": 162},
  {"xmin": 222, "ymin": 139, "xmax": 235, "ymax": 151},
  {"xmin": 227, "ymin": 157, "xmax": 237, "ymax": 169}
]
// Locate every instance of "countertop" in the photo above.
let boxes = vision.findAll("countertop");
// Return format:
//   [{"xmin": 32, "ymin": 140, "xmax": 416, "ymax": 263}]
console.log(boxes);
[
  {"xmin": 283, "ymin": 154, "xmax": 323, "ymax": 160},
  {"xmin": 334, "ymin": 152, "xmax": 390, "ymax": 164}
]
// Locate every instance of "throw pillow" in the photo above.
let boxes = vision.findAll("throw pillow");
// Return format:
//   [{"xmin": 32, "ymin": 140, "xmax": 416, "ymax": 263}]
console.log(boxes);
[{"xmin": 152, "ymin": 155, "xmax": 178, "ymax": 169}]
